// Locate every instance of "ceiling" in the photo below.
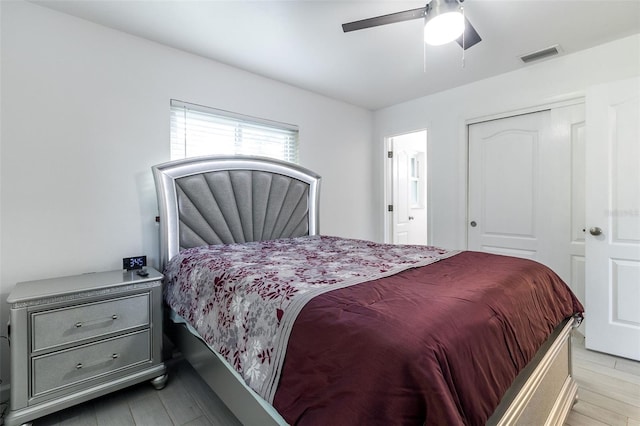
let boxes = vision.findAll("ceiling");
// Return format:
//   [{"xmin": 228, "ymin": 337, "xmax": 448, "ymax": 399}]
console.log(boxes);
[{"xmin": 31, "ymin": 0, "xmax": 640, "ymax": 110}]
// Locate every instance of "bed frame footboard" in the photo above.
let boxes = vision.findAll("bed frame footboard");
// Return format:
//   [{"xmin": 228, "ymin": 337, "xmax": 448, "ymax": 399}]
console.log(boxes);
[
  {"xmin": 168, "ymin": 315, "xmax": 577, "ymax": 426},
  {"xmin": 487, "ymin": 317, "xmax": 578, "ymax": 426}
]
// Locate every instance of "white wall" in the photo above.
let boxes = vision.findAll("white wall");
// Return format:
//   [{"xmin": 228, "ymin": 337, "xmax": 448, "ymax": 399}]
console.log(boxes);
[
  {"xmin": 374, "ymin": 34, "xmax": 640, "ymax": 249},
  {"xmin": 0, "ymin": 0, "xmax": 373, "ymax": 387}
]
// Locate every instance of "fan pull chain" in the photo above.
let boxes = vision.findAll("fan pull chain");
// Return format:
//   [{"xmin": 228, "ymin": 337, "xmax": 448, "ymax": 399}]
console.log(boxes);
[
  {"xmin": 461, "ymin": 5, "xmax": 466, "ymax": 68},
  {"xmin": 424, "ymin": 36, "xmax": 427, "ymax": 73},
  {"xmin": 423, "ymin": 15, "xmax": 427, "ymax": 73}
]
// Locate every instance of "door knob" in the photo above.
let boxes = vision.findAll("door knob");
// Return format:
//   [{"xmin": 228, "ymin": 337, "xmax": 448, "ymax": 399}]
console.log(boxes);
[
  {"xmin": 589, "ymin": 227, "xmax": 603, "ymax": 236},
  {"xmin": 408, "ymin": 216, "xmax": 415, "ymax": 220},
  {"xmin": 470, "ymin": 221, "xmax": 477, "ymax": 227}
]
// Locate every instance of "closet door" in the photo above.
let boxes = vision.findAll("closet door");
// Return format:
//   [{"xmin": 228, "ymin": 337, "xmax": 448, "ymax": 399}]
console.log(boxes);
[
  {"xmin": 468, "ymin": 111, "xmax": 549, "ymax": 260},
  {"xmin": 468, "ymin": 104, "xmax": 586, "ymax": 300}
]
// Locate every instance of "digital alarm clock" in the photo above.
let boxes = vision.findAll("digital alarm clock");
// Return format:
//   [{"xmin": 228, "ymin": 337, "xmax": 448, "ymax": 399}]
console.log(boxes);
[{"xmin": 122, "ymin": 255, "xmax": 147, "ymax": 271}]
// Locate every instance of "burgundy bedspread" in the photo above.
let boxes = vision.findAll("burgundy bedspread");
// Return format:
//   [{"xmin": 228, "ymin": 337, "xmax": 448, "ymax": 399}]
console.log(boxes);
[
  {"xmin": 164, "ymin": 236, "xmax": 455, "ymax": 401},
  {"xmin": 273, "ymin": 251, "xmax": 583, "ymax": 425}
]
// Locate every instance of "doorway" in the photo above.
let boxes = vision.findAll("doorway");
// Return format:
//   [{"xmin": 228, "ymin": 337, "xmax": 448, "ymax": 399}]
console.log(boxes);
[{"xmin": 385, "ymin": 130, "xmax": 428, "ymax": 245}]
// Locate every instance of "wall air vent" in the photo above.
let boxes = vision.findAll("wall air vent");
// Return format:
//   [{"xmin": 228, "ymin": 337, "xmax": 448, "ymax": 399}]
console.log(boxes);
[{"xmin": 519, "ymin": 45, "xmax": 562, "ymax": 63}]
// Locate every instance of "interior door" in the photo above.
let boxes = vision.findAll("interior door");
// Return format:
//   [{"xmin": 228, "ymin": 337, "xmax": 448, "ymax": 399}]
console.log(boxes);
[
  {"xmin": 468, "ymin": 104, "xmax": 586, "ymax": 301},
  {"xmin": 390, "ymin": 131, "xmax": 428, "ymax": 245},
  {"xmin": 468, "ymin": 111, "xmax": 549, "ymax": 260},
  {"xmin": 585, "ymin": 77, "xmax": 640, "ymax": 361}
]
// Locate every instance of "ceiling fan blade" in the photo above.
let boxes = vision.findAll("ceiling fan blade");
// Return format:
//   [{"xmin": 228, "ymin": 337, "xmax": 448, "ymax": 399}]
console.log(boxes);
[
  {"xmin": 456, "ymin": 17, "xmax": 481, "ymax": 49},
  {"xmin": 342, "ymin": 7, "xmax": 426, "ymax": 33}
]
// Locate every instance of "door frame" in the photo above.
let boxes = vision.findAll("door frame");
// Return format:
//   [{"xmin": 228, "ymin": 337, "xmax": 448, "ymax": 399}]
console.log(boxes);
[{"xmin": 383, "ymin": 129, "xmax": 428, "ymax": 244}]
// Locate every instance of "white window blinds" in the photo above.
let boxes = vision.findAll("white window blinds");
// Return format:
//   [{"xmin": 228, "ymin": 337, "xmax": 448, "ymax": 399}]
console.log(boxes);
[{"xmin": 170, "ymin": 100, "xmax": 299, "ymax": 163}]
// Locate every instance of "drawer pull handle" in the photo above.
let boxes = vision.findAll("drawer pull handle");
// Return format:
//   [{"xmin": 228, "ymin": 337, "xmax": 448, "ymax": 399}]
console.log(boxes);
[
  {"xmin": 112, "ymin": 353, "xmax": 119, "ymax": 359},
  {"xmin": 76, "ymin": 363, "xmax": 83, "ymax": 369},
  {"xmin": 74, "ymin": 314, "xmax": 117, "ymax": 329}
]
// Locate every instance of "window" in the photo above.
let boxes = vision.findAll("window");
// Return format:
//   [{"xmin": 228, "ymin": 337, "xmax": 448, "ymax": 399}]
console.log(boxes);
[
  {"xmin": 170, "ymin": 100, "xmax": 299, "ymax": 163},
  {"xmin": 409, "ymin": 153, "xmax": 425, "ymax": 208}
]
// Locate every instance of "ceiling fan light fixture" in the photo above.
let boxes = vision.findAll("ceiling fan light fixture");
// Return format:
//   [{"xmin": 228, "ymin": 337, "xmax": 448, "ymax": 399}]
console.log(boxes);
[
  {"xmin": 341, "ymin": 0, "xmax": 481, "ymax": 51},
  {"xmin": 424, "ymin": 11, "xmax": 465, "ymax": 46},
  {"xmin": 423, "ymin": 0, "xmax": 465, "ymax": 46}
]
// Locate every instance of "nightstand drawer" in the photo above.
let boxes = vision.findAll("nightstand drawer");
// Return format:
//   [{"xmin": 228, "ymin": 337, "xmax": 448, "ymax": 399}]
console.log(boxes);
[
  {"xmin": 32, "ymin": 293, "xmax": 150, "ymax": 352},
  {"xmin": 32, "ymin": 329, "xmax": 151, "ymax": 397}
]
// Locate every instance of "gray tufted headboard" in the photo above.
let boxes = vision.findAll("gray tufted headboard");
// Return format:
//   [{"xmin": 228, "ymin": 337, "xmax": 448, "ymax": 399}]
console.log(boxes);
[{"xmin": 152, "ymin": 155, "xmax": 321, "ymax": 271}]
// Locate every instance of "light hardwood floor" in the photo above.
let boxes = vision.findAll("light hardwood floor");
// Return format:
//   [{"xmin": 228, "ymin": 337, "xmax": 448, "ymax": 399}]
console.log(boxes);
[
  {"xmin": 27, "ymin": 357, "xmax": 241, "ymax": 426},
  {"xmin": 566, "ymin": 333, "xmax": 640, "ymax": 426},
  {"xmin": 14, "ymin": 333, "xmax": 640, "ymax": 426}
]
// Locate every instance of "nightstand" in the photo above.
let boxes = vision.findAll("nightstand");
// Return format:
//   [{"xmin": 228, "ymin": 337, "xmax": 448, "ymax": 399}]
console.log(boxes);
[{"xmin": 5, "ymin": 268, "xmax": 167, "ymax": 426}]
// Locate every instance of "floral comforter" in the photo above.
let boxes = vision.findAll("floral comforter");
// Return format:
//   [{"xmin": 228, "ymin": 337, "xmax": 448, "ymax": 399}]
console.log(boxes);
[{"xmin": 163, "ymin": 235, "xmax": 455, "ymax": 402}]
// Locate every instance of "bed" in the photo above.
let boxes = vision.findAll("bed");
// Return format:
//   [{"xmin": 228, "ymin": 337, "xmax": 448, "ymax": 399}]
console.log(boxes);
[{"xmin": 152, "ymin": 155, "xmax": 583, "ymax": 425}]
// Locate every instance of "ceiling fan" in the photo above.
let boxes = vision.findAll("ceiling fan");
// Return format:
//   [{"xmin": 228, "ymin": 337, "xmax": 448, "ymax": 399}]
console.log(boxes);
[{"xmin": 342, "ymin": 0, "xmax": 481, "ymax": 50}]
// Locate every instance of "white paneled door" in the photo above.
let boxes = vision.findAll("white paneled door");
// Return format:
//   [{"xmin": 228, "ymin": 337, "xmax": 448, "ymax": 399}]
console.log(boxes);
[
  {"xmin": 469, "ymin": 111, "xmax": 549, "ymax": 260},
  {"xmin": 585, "ymin": 77, "xmax": 640, "ymax": 361},
  {"xmin": 468, "ymin": 104, "xmax": 586, "ymax": 306}
]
